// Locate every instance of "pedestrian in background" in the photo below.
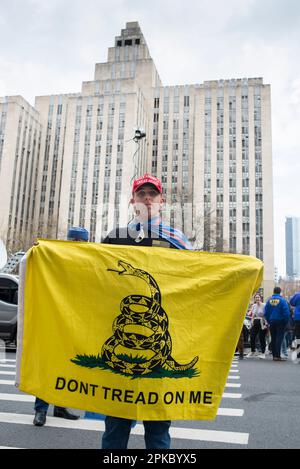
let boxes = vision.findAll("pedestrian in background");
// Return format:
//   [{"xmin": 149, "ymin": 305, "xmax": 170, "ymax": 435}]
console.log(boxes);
[
  {"xmin": 247, "ymin": 294, "xmax": 267, "ymax": 359},
  {"xmin": 237, "ymin": 329, "xmax": 244, "ymax": 359},
  {"xmin": 280, "ymin": 304, "xmax": 295, "ymax": 359},
  {"xmin": 33, "ymin": 227, "xmax": 89, "ymax": 426},
  {"xmin": 290, "ymin": 290, "xmax": 300, "ymax": 364},
  {"xmin": 264, "ymin": 287, "xmax": 290, "ymax": 362}
]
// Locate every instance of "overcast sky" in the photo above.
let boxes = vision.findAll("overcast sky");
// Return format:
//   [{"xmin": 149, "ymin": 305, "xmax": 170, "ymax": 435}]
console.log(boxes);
[{"xmin": 0, "ymin": 0, "xmax": 299, "ymax": 276}]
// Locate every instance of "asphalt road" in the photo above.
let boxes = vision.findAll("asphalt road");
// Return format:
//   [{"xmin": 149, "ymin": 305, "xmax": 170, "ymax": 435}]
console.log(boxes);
[{"xmin": 0, "ymin": 349, "xmax": 299, "ymax": 450}]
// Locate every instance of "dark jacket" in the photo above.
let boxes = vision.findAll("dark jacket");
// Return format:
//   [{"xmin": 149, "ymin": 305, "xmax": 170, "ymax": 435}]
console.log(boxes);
[
  {"xmin": 264, "ymin": 294, "xmax": 290, "ymax": 323},
  {"xmin": 290, "ymin": 292, "xmax": 300, "ymax": 321},
  {"xmin": 103, "ymin": 226, "xmax": 177, "ymax": 249}
]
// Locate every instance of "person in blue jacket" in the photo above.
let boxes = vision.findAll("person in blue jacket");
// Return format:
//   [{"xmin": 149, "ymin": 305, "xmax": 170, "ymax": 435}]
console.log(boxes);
[
  {"xmin": 290, "ymin": 291, "xmax": 300, "ymax": 363},
  {"xmin": 33, "ymin": 227, "xmax": 89, "ymax": 426},
  {"xmin": 264, "ymin": 287, "xmax": 290, "ymax": 361}
]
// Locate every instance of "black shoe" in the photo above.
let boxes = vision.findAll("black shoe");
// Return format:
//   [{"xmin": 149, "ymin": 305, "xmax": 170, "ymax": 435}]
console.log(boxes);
[
  {"xmin": 53, "ymin": 407, "xmax": 80, "ymax": 420},
  {"xmin": 33, "ymin": 410, "xmax": 47, "ymax": 426}
]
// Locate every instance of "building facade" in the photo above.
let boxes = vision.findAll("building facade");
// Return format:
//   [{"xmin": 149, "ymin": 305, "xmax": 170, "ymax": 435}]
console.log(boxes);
[
  {"xmin": 286, "ymin": 217, "xmax": 300, "ymax": 279},
  {"xmin": 0, "ymin": 22, "xmax": 274, "ymax": 293},
  {"xmin": 0, "ymin": 96, "xmax": 42, "ymax": 251}
]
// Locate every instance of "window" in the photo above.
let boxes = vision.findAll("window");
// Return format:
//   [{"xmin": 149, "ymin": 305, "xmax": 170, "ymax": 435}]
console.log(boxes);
[
  {"xmin": 135, "ymin": 38, "xmax": 140, "ymax": 45},
  {"xmin": 124, "ymin": 39, "xmax": 132, "ymax": 46},
  {"xmin": 117, "ymin": 40, "xmax": 122, "ymax": 47},
  {"xmin": 0, "ymin": 278, "xmax": 18, "ymax": 304}
]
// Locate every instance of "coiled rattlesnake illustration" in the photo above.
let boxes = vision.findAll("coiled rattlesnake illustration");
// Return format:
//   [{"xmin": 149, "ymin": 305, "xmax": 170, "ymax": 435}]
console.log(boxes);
[{"xmin": 101, "ymin": 260, "xmax": 198, "ymax": 376}]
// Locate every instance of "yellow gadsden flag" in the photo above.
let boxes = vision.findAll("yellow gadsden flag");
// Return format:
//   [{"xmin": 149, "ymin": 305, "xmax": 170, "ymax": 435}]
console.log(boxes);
[{"xmin": 16, "ymin": 239, "xmax": 263, "ymax": 421}]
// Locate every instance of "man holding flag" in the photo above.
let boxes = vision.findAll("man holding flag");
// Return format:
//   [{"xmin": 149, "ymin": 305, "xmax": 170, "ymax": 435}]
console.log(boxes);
[
  {"xmin": 102, "ymin": 174, "xmax": 191, "ymax": 449},
  {"xmin": 104, "ymin": 173, "xmax": 192, "ymax": 250}
]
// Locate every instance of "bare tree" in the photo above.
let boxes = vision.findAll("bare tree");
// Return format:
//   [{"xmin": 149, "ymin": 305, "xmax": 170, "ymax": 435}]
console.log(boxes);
[
  {"xmin": 278, "ymin": 278, "xmax": 300, "ymax": 299},
  {"xmin": 167, "ymin": 184, "xmax": 232, "ymax": 253},
  {"xmin": 189, "ymin": 210, "xmax": 229, "ymax": 253}
]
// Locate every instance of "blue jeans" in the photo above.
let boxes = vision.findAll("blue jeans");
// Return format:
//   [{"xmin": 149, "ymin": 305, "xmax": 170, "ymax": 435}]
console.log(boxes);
[
  {"xmin": 270, "ymin": 321, "xmax": 287, "ymax": 358},
  {"xmin": 102, "ymin": 416, "xmax": 171, "ymax": 449},
  {"xmin": 281, "ymin": 332, "xmax": 289, "ymax": 357},
  {"xmin": 34, "ymin": 397, "xmax": 64, "ymax": 413}
]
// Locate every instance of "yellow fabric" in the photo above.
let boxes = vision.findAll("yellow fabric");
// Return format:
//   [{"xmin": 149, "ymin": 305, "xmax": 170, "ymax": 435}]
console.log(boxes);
[{"xmin": 17, "ymin": 239, "xmax": 263, "ymax": 421}]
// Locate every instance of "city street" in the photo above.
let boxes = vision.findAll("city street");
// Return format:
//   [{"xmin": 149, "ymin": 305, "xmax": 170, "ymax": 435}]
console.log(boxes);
[
  {"xmin": 1, "ymin": 3, "xmax": 300, "ymax": 460},
  {"xmin": 0, "ymin": 349, "xmax": 299, "ymax": 449}
]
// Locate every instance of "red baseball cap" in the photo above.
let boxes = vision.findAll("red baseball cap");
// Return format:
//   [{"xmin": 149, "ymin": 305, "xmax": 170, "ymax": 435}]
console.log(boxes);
[{"xmin": 132, "ymin": 173, "xmax": 162, "ymax": 194}]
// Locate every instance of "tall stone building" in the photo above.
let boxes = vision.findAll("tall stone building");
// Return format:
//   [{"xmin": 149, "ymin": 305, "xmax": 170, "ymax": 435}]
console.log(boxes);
[
  {"xmin": 285, "ymin": 217, "xmax": 300, "ymax": 279},
  {"xmin": 0, "ymin": 22, "xmax": 274, "ymax": 294},
  {"xmin": 0, "ymin": 96, "xmax": 42, "ymax": 250}
]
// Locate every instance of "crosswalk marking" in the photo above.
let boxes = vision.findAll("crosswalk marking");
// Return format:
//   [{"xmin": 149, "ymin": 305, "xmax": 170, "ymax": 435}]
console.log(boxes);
[
  {"xmin": 0, "ymin": 364, "xmax": 16, "ymax": 368},
  {"xmin": 0, "ymin": 359, "xmax": 16, "ymax": 363},
  {"xmin": 225, "ymin": 383, "xmax": 241, "ymax": 388},
  {"xmin": 0, "ymin": 446, "xmax": 24, "ymax": 449},
  {"xmin": 0, "ymin": 412, "xmax": 249, "ymax": 445},
  {"xmin": 0, "ymin": 393, "xmax": 35, "ymax": 402},
  {"xmin": 0, "ymin": 370, "xmax": 16, "ymax": 376},
  {"xmin": 0, "ymin": 379, "xmax": 15, "ymax": 385},
  {"xmin": 217, "ymin": 408, "xmax": 244, "ymax": 417},
  {"xmin": 227, "ymin": 375, "xmax": 240, "ymax": 380},
  {"xmin": 0, "ymin": 393, "xmax": 244, "ymax": 417},
  {"xmin": 171, "ymin": 426, "xmax": 248, "ymax": 445},
  {"xmin": 222, "ymin": 393, "xmax": 242, "ymax": 399}
]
